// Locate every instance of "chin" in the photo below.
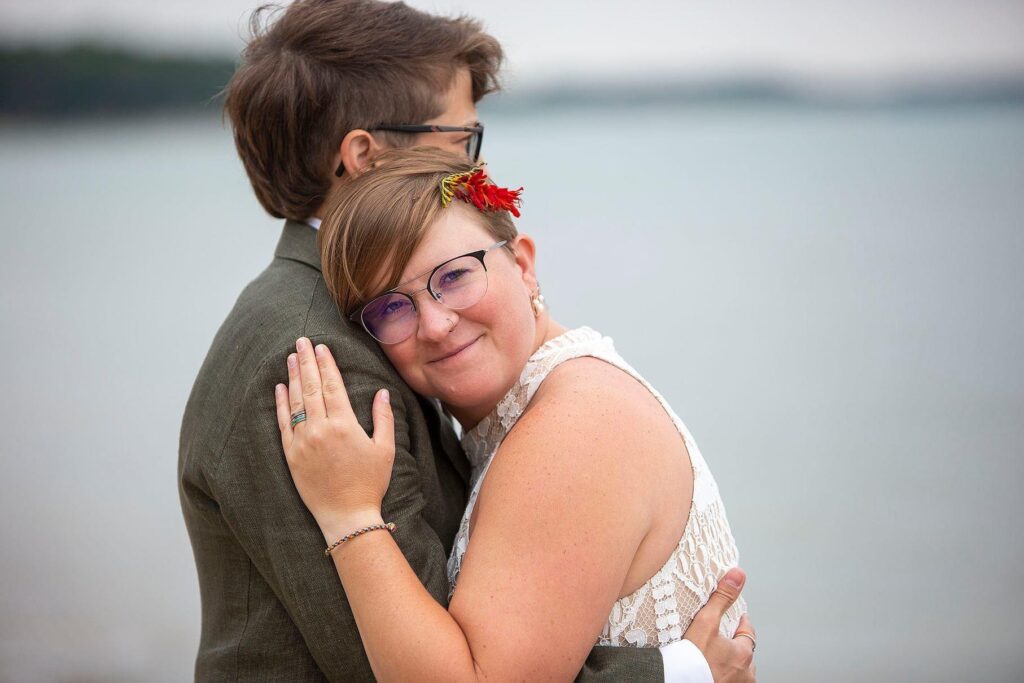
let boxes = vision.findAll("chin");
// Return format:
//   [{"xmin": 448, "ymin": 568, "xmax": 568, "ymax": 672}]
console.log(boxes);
[
  {"xmin": 430, "ymin": 369, "xmax": 510, "ymax": 418},
  {"xmin": 433, "ymin": 374, "xmax": 500, "ymax": 408}
]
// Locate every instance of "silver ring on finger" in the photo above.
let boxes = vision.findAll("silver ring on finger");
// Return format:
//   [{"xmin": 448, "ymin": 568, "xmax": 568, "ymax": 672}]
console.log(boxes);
[
  {"xmin": 734, "ymin": 631, "xmax": 756, "ymax": 652},
  {"xmin": 290, "ymin": 409, "xmax": 307, "ymax": 428}
]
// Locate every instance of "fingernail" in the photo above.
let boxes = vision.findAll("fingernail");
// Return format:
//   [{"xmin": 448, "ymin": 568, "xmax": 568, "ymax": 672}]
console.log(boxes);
[
  {"xmin": 380, "ymin": 389, "xmax": 390, "ymax": 404},
  {"xmin": 287, "ymin": 354, "xmax": 297, "ymax": 369},
  {"xmin": 296, "ymin": 337, "xmax": 307, "ymax": 351},
  {"xmin": 275, "ymin": 384, "xmax": 284, "ymax": 394},
  {"xmin": 724, "ymin": 572, "xmax": 742, "ymax": 589},
  {"xmin": 315, "ymin": 344, "xmax": 327, "ymax": 357}
]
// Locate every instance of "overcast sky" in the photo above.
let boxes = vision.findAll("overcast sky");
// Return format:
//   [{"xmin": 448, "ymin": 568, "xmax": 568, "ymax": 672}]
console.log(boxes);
[{"xmin": 2, "ymin": 0, "xmax": 1023, "ymax": 84}]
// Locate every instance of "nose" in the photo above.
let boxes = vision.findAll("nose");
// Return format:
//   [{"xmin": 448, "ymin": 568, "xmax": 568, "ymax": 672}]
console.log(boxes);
[{"xmin": 416, "ymin": 296, "xmax": 458, "ymax": 342}]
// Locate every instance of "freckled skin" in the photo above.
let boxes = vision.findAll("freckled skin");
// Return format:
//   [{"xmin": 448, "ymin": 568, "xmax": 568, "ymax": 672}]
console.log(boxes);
[{"xmin": 379, "ymin": 204, "xmax": 561, "ymax": 429}]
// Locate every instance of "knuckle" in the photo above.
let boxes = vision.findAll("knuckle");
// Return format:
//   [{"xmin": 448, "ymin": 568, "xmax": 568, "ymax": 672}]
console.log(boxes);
[
  {"xmin": 715, "ymin": 585, "xmax": 738, "ymax": 602},
  {"xmin": 302, "ymin": 382, "xmax": 321, "ymax": 397},
  {"xmin": 322, "ymin": 379, "xmax": 341, "ymax": 394}
]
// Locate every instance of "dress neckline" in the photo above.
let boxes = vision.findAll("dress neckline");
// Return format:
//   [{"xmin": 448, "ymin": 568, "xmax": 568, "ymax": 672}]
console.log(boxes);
[{"xmin": 460, "ymin": 326, "xmax": 605, "ymax": 468}]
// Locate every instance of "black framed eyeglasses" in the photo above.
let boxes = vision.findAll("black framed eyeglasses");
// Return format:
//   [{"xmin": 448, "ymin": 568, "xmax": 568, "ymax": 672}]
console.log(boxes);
[
  {"xmin": 334, "ymin": 123, "xmax": 484, "ymax": 177},
  {"xmin": 349, "ymin": 241, "xmax": 507, "ymax": 344}
]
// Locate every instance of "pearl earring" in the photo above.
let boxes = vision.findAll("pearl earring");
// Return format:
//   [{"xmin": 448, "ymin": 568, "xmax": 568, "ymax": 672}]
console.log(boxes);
[{"xmin": 531, "ymin": 286, "xmax": 546, "ymax": 318}]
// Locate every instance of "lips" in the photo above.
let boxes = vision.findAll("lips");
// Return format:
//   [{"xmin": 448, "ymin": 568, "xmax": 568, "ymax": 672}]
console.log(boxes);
[{"xmin": 428, "ymin": 335, "xmax": 481, "ymax": 364}]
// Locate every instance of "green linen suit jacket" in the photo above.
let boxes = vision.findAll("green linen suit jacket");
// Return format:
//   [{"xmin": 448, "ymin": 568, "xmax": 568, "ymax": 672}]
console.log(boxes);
[{"xmin": 179, "ymin": 221, "xmax": 664, "ymax": 681}]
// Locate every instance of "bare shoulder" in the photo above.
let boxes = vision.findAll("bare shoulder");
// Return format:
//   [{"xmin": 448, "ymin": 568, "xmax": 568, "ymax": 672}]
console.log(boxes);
[
  {"xmin": 530, "ymin": 355, "xmax": 673, "ymax": 440},
  {"xmin": 497, "ymin": 356, "xmax": 686, "ymax": 493}
]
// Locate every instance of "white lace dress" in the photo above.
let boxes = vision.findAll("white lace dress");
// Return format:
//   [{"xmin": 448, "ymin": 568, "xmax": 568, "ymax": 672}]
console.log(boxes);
[{"xmin": 446, "ymin": 327, "xmax": 746, "ymax": 648}]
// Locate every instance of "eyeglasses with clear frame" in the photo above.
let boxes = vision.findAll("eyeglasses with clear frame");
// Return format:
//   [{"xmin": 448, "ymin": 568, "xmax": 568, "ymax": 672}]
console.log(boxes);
[
  {"xmin": 334, "ymin": 123, "xmax": 485, "ymax": 177},
  {"xmin": 349, "ymin": 241, "xmax": 508, "ymax": 344}
]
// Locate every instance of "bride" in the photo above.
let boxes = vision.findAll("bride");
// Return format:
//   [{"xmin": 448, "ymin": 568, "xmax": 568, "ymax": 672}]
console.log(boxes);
[{"xmin": 274, "ymin": 148, "xmax": 750, "ymax": 681}]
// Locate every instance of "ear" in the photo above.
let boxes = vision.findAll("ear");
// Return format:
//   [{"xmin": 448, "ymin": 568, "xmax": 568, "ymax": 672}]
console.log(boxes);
[
  {"xmin": 509, "ymin": 234, "xmax": 538, "ymax": 292},
  {"xmin": 335, "ymin": 129, "xmax": 382, "ymax": 177}
]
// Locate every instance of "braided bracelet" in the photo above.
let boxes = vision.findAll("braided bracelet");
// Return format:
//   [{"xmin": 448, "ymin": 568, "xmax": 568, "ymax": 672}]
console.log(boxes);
[{"xmin": 325, "ymin": 522, "xmax": 396, "ymax": 557}]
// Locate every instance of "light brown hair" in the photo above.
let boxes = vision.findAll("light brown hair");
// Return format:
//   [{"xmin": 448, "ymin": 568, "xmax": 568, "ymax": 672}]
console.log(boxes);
[
  {"xmin": 223, "ymin": 0, "xmax": 503, "ymax": 221},
  {"xmin": 318, "ymin": 147, "xmax": 519, "ymax": 315}
]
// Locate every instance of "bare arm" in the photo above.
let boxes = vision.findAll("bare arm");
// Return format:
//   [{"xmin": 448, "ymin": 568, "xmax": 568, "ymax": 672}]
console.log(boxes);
[{"xmin": 278, "ymin": 341, "xmax": 675, "ymax": 681}]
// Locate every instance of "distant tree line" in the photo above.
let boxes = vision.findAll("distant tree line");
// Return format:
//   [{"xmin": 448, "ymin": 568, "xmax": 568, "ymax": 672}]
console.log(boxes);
[
  {"xmin": 2, "ymin": 43, "xmax": 1022, "ymax": 120},
  {"xmin": 0, "ymin": 44, "xmax": 236, "ymax": 118}
]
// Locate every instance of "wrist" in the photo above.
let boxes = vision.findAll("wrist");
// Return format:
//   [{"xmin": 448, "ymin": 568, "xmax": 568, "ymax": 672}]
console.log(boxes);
[{"xmin": 318, "ymin": 509, "xmax": 385, "ymax": 545}]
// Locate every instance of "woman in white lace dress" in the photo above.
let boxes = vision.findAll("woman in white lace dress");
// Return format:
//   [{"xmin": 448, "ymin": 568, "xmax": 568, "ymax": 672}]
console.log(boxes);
[{"xmin": 275, "ymin": 148, "xmax": 750, "ymax": 680}]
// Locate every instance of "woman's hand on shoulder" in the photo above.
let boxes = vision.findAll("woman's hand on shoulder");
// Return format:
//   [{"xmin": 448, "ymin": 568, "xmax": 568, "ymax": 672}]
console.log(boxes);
[{"xmin": 274, "ymin": 337, "xmax": 395, "ymax": 542}]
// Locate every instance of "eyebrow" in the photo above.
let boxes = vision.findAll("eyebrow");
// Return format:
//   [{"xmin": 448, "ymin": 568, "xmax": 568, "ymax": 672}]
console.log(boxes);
[
  {"xmin": 384, "ymin": 240, "xmax": 485, "ymax": 295},
  {"xmin": 391, "ymin": 261, "xmax": 438, "ymax": 292}
]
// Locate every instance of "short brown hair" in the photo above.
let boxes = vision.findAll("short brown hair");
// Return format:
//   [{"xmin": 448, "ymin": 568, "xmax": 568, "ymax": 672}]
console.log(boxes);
[
  {"xmin": 224, "ymin": 0, "xmax": 503, "ymax": 221},
  {"xmin": 318, "ymin": 147, "xmax": 518, "ymax": 314}
]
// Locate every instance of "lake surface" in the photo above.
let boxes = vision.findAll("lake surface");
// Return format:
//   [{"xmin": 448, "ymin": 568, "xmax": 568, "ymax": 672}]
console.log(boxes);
[{"xmin": 1, "ymin": 103, "xmax": 1022, "ymax": 681}]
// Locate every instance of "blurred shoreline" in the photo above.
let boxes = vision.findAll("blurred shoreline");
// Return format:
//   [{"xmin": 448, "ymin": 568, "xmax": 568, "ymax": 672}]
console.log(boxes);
[
  {"xmin": 2, "ymin": 100, "xmax": 1022, "ymax": 682},
  {"xmin": 3, "ymin": 43, "xmax": 1024, "ymax": 122}
]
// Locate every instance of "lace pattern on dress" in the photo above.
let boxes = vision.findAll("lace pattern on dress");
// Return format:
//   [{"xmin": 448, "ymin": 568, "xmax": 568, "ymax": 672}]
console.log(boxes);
[{"xmin": 447, "ymin": 327, "xmax": 746, "ymax": 648}]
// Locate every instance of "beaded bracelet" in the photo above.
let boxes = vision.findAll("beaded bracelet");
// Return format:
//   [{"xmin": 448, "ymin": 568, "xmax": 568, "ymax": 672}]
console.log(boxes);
[{"xmin": 324, "ymin": 522, "xmax": 396, "ymax": 557}]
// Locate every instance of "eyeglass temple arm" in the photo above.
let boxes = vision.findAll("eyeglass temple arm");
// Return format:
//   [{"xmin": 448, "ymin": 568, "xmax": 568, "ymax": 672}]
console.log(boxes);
[{"xmin": 373, "ymin": 124, "xmax": 483, "ymax": 133}]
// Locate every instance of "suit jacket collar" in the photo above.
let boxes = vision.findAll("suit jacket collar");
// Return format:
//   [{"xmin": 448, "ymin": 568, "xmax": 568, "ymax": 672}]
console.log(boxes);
[{"xmin": 274, "ymin": 220, "xmax": 321, "ymax": 271}]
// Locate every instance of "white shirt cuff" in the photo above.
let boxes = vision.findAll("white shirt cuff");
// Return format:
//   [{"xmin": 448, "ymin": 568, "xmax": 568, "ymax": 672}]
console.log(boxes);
[{"xmin": 662, "ymin": 638, "xmax": 713, "ymax": 683}]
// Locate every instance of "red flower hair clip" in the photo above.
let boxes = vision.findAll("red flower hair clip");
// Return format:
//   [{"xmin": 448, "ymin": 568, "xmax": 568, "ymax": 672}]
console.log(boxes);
[{"xmin": 439, "ymin": 166, "xmax": 523, "ymax": 217}]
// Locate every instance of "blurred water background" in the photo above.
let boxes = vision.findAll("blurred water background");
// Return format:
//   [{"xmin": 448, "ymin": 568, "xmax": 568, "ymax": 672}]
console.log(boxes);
[
  {"xmin": 1, "ymin": 98, "xmax": 1021, "ymax": 682},
  {"xmin": 2, "ymin": 1, "xmax": 1024, "ymax": 680}
]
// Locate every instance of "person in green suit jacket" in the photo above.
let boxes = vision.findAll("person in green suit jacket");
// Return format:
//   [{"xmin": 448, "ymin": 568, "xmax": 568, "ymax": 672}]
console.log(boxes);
[{"xmin": 179, "ymin": 1, "xmax": 755, "ymax": 680}]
